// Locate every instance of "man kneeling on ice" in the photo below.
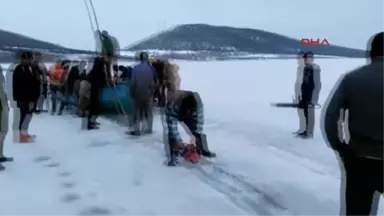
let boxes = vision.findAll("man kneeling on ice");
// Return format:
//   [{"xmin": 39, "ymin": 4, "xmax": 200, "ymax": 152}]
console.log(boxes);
[{"xmin": 166, "ymin": 90, "xmax": 216, "ymax": 166}]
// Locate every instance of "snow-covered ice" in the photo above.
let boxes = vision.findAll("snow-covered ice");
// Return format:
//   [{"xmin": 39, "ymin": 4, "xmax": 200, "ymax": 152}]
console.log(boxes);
[{"xmin": 0, "ymin": 59, "xmax": 383, "ymax": 215}]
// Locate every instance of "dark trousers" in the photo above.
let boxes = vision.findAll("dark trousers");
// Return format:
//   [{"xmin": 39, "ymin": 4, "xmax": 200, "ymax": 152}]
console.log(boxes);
[
  {"xmin": 58, "ymin": 94, "xmax": 70, "ymax": 114},
  {"xmin": 131, "ymin": 97, "xmax": 153, "ymax": 132},
  {"xmin": 17, "ymin": 102, "xmax": 33, "ymax": 131},
  {"xmin": 298, "ymin": 89, "xmax": 315, "ymax": 134},
  {"xmin": 167, "ymin": 115, "xmax": 209, "ymax": 154},
  {"xmin": 343, "ymin": 156, "xmax": 383, "ymax": 215},
  {"xmin": 154, "ymin": 85, "xmax": 166, "ymax": 107},
  {"xmin": 87, "ymin": 88, "xmax": 100, "ymax": 126},
  {"xmin": 50, "ymin": 85, "xmax": 60, "ymax": 113}
]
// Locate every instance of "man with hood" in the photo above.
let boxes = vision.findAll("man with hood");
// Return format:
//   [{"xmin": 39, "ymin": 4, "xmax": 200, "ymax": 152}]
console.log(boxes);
[
  {"xmin": 128, "ymin": 52, "xmax": 156, "ymax": 136},
  {"xmin": 322, "ymin": 32, "xmax": 383, "ymax": 215}
]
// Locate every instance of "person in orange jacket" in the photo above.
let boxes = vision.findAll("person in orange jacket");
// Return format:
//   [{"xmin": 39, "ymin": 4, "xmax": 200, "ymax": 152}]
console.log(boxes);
[{"xmin": 48, "ymin": 60, "xmax": 70, "ymax": 115}]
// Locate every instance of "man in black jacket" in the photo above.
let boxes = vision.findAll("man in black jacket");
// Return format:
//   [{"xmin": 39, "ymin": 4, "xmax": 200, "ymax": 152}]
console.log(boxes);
[
  {"xmin": 86, "ymin": 53, "xmax": 112, "ymax": 130},
  {"xmin": 322, "ymin": 32, "xmax": 383, "ymax": 215},
  {"xmin": 12, "ymin": 51, "xmax": 38, "ymax": 143},
  {"xmin": 294, "ymin": 51, "xmax": 321, "ymax": 139}
]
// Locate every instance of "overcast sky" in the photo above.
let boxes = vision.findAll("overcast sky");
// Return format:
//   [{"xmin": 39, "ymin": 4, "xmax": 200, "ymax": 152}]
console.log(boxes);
[{"xmin": 0, "ymin": 0, "xmax": 382, "ymax": 51}]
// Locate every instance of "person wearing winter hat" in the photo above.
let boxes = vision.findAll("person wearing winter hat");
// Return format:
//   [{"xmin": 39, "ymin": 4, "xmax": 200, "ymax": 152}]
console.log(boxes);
[{"xmin": 322, "ymin": 32, "xmax": 383, "ymax": 215}]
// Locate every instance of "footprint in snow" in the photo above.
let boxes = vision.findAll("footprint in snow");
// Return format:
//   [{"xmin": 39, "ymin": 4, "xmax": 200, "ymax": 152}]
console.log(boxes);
[
  {"xmin": 58, "ymin": 171, "xmax": 72, "ymax": 177},
  {"xmin": 62, "ymin": 182, "xmax": 77, "ymax": 189},
  {"xmin": 79, "ymin": 206, "xmax": 113, "ymax": 215},
  {"xmin": 44, "ymin": 162, "xmax": 60, "ymax": 168},
  {"xmin": 34, "ymin": 156, "xmax": 52, "ymax": 163},
  {"xmin": 61, "ymin": 193, "xmax": 81, "ymax": 203},
  {"xmin": 87, "ymin": 141, "xmax": 112, "ymax": 148}
]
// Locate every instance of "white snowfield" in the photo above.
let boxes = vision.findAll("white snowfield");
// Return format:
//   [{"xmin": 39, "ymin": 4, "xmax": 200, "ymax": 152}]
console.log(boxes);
[{"xmin": 0, "ymin": 59, "xmax": 383, "ymax": 215}]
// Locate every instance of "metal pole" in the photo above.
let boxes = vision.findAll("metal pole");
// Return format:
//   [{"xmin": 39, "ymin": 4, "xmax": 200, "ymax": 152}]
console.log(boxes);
[{"xmin": 83, "ymin": 0, "xmax": 95, "ymax": 33}]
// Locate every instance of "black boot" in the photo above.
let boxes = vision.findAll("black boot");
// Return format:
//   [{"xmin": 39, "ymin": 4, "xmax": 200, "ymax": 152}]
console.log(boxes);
[
  {"xmin": 0, "ymin": 156, "xmax": 14, "ymax": 163},
  {"xmin": 87, "ymin": 122, "xmax": 99, "ymax": 130},
  {"xmin": 292, "ymin": 130, "xmax": 305, "ymax": 135},
  {"xmin": 167, "ymin": 152, "xmax": 178, "ymax": 166},
  {"xmin": 296, "ymin": 131, "xmax": 312, "ymax": 139},
  {"xmin": 195, "ymin": 133, "xmax": 216, "ymax": 158}
]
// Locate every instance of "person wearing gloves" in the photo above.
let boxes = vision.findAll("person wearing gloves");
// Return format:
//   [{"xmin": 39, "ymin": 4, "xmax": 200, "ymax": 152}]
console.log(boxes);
[
  {"xmin": 293, "ymin": 51, "xmax": 321, "ymax": 139},
  {"xmin": 322, "ymin": 32, "xmax": 383, "ymax": 216}
]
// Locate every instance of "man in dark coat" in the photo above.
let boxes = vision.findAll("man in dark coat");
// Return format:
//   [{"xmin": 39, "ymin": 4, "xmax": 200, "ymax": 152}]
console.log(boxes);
[
  {"xmin": 322, "ymin": 32, "xmax": 383, "ymax": 215},
  {"xmin": 12, "ymin": 51, "xmax": 38, "ymax": 142},
  {"xmin": 128, "ymin": 52, "xmax": 156, "ymax": 136},
  {"xmin": 86, "ymin": 52, "xmax": 112, "ymax": 130}
]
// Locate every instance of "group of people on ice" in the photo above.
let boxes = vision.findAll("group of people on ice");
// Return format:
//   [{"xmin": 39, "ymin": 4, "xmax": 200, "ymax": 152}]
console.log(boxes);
[
  {"xmin": 0, "ymin": 29, "xmax": 216, "ymax": 169},
  {"xmin": 0, "ymin": 28, "xmax": 382, "ymax": 216}
]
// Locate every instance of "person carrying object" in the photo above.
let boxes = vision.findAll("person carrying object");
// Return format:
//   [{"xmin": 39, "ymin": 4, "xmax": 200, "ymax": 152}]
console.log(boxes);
[
  {"xmin": 293, "ymin": 51, "xmax": 321, "ymax": 139},
  {"xmin": 165, "ymin": 90, "xmax": 216, "ymax": 166}
]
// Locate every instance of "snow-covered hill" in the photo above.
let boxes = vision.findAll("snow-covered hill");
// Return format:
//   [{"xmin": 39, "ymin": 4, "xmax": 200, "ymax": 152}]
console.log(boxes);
[{"xmin": 124, "ymin": 24, "xmax": 366, "ymax": 58}]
